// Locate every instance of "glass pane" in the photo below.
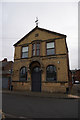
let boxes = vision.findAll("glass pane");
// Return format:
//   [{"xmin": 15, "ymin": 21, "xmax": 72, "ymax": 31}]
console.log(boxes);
[
  {"xmin": 47, "ymin": 66, "xmax": 56, "ymax": 73},
  {"xmin": 53, "ymin": 66, "xmax": 56, "ymax": 72},
  {"xmin": 47, "ymin": 73, "xmax": 55, "ymax": 81},
  {"xmin": 47, "ymin": 42, "xmax": 54, "ymax": 49},
  {"xmin": 46, "ymin": 65, "xmax": 56, "ymax": 81},
  {"xmin": 34, "ymin": 67, "xmax": 40, "ymax": 72},
  {"xmin": 33, "ymin": 50, "xmax": 35, "ymax": 56},
  {"xmin": 20, "ymin": 74, "xmax": 27, "ymax": 81},
  {"xmin": 33, "ymin": 44, "xmax": 35, "ymax": 50},
  {"xmin": 22, "ymin": 47, "xmax": 28, "ymax": 52},
  {"xmin": 37, "ymin": 43, "xmax": 40, "ymax": 49},
  {"xmin": 20, "ymin": 67, "xmax": 26, "ymax": 74},
  {"xmin": 20, "ymin": 67, "xmax": 27, "ymax": 81},
  {"xmin": 36, "ymin": 49, "xmax": 40, "ymax": 56},
  {"xmin": 22, "ymin": 52, "xmax": 28, "ymax": 58},
  {"xmin": 47, "ymin": 49, "xmax": 55, "ymax": 55},
  {"xmin": 22, "ymin": 67, "xmax": 26, "ymax": 74},
  {"xmin": 20, "ymin": 69, "xmax": 23, "ymax": 74},
  {"xmin": 50, "ymin": 66, "xmax": 54, "ymax": 73},
  {"xmin": 20, "ymin": 78, "xmax": 26, "ymax": 81}
]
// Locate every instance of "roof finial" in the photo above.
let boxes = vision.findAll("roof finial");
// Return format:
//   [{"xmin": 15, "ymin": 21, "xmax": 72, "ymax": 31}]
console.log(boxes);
[{"xmin": 35, "ymin": 17, "xmax": 38, "ymax": 27}]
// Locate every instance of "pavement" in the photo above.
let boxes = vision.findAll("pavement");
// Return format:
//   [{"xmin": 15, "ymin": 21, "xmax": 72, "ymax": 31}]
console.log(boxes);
[{"xmin": 2, "ymin": 89, "xmax": 80, "ymax": 99}]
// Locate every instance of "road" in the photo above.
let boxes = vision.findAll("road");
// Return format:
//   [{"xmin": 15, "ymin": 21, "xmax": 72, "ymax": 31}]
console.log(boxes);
[{"xmin": 2, "ymin": 93, "xmax": 79, "ymax": 118}]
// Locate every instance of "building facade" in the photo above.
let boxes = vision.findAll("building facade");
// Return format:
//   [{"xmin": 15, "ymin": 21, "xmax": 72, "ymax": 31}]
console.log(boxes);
[
  {"xmin": 0, "ymin": 58, "xmax": 13, "ymax": 89},
  {"xmin": 75, "ymin": 69, "xmax": 80, "ymax": 82},
  {"xmin": 12, "ymin": 26, "xmax": 70, "ymax": 93},
  {"xmin": 71, "ymin": 69, "xmax": 80, "ymax": 83}
]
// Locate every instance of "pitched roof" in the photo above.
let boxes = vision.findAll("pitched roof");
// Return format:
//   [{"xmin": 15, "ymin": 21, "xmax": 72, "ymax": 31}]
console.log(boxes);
[{"xmin": 14, "ymin": 26, "xmax": 67, "ymax": 46}]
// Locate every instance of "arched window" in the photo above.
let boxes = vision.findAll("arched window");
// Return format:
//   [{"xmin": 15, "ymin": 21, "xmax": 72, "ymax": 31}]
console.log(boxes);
[
  {"xmin": 20, "ymin": 67, "xmax": 27, "ymax": 81},
  {"xmin": 46, "ymin": 65, "xmax": 57, "ymax": 82}
]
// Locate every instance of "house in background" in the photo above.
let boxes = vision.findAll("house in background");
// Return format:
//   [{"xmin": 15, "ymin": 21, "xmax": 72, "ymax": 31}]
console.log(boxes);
[
  {"xmin": 75, "ymin": 69, "xmax": 80, "ymax": 82},
  {"xmin": 12, "ymin": 26, "xmax": 70, "ymax": 93},
  {"xmin": 69, "ymin": 70, "xmax": 73, "ymax": 88},
  {"xmin": 1, "ymin": 58, "xmax": 13, "ymax": 89},
  {"xmin": 71, "ymin": 69, "xmax": 80, "ymax": 84}
]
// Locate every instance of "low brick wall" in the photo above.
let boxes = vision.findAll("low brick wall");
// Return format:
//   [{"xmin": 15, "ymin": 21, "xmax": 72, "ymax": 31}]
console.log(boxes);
[
  {"xmin": 12, "ymin": 81, "xmax": 69, "ymax": 93},
  {"xmin": 12, "ymin": 82, "xmax": 31, "ymax": 91},
  {"xmin": 42, "ymin": 82, "xmax": 68, "ymax": 93}
]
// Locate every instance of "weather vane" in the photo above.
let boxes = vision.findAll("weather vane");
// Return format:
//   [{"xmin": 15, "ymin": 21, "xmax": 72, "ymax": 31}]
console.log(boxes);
[{"xmin": 35, "ymin": 17, "xmax": 38, "ymax": 27}]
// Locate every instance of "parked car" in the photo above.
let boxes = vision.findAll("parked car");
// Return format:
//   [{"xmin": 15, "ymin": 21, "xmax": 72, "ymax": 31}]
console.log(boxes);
[{"xmin": 74, "ymin": 81, "xmax": 80, "ymax": 84}]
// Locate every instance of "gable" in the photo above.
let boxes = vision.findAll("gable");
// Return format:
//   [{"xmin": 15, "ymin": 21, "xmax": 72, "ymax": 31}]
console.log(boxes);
[{"xmin": 14, "ymin": 27, "xmax": 66, "ymax": 46}]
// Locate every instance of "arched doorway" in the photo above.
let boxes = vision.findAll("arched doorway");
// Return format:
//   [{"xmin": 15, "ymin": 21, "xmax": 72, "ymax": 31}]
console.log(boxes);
[
  {"xmin": 31, "ymin": 66, "xmax": 41, "ymax": 92},
  {"xmin": 29, "ymin": 61, "xmax": 41, "ymax": 92}
]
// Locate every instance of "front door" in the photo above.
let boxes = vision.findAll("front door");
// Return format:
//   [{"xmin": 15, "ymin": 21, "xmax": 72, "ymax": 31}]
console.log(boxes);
[{"xmin": 31, "ymin": 66, "xmax": 41, "ymax": 92}]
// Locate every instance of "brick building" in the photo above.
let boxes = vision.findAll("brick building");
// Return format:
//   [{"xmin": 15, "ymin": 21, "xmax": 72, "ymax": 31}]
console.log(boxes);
[
  {"xmin": 12, "ymin": 26, "xmax": 70, "ymax": 93},
  {"xmin": 75, "ymin": 69, "xmax": 80, "ymax": 82},
  {"xmin": 71, "ymin": 69, "xmax": 80, "ymax": 83},
  {"xmin": 1, "ymin": 58, "xmax": 13, "ymax": 89}
]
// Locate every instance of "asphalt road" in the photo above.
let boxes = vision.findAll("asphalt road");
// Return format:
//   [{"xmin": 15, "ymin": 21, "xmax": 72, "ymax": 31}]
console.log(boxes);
[{"xmin": 2, "ymin": 93, "xmax": 79, "ymax": 118}]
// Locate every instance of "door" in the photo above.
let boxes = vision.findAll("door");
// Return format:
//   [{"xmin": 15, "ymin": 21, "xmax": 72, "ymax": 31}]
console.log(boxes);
[
  {"xmin": 31, "ymin": 66, "xmax": 41, "ymax": 92},
  {"xmin": 2, "ymin": 77, "xmax": 8, "ymax": 89}
]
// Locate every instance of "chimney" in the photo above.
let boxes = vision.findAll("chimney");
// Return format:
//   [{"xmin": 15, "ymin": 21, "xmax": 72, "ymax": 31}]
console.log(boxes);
[{"xmin": 2, "ymin": 58, "xmax": 7, "ymax": 62}]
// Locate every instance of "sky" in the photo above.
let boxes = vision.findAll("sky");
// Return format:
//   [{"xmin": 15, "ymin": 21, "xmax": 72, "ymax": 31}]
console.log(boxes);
[{"xmin": 0, "ymin": 0, "xmax": 79, "ymax": 70}]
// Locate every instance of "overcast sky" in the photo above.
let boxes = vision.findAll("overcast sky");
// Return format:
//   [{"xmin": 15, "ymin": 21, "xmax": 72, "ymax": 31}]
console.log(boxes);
[{"xmin": 0, "ymin": 1, "xmax": 79, "ymax": 70}]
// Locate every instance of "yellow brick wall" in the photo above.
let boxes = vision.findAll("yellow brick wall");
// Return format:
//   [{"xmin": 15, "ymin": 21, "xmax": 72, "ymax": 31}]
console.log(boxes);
[
  {"xmin": 14, "ymin": 39, "xmax": 67, "ymax": 59},
  {"xmin": 12, "ymin": 27, "xmax": 69, "ymax": 93},
  {"xmin": 12, "ymin": 82, "xmax": 31, "ymax": 91},
  {"xmin": 14, "ymin": 46, "xmax": 21, "ymax": 59},
  {"xmin": 12, "ymin": 81, "xmax": 68, "ymax": 93},
  {"xmin": 12, "ymin": 56, "xmax": 68, "ymax": 82},
  {"xmin": 41, "ymin": 42, "xmax": 46, "ymax": 56},
  {"xmin": 42, "ymin": 83, "xmax": 68, "ymax": 93},
  {"xmin": 14, "ymin": 29, "xmax": 67, "ymax": 60},
  {"xmin": 17, "ymin": 29, "xmax": 60, "ymax": 45},
  {"xmin": 56, "ymin": 38, "xmax": 67, "ymax": 54}
]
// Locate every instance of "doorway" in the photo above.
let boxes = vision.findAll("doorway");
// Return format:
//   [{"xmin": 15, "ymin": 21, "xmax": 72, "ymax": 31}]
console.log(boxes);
[{"xmin": 31, "ymin": 66, "xmax": 41, "ymax": 92}]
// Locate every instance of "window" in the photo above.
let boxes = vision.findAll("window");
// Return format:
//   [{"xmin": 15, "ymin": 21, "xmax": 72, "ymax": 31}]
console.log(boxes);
[
  {"xmin": 47, "ymin": 42, "xmax": 55, "ymax": 55},
  {"xmin": 20, "ymin": 67, "xmax": 27, "ymax": 81},
  {"xmin": 22, "ymin": 46, "xmax": 28, "ymax": 58},
  {"xmin": 33, "ymin": 67, "xmax": 40, "ymax": 72},
  {"xmin": 46, "ymin": 65, "xmax": 56, "ymax": 82},
  {"xmin": 35, "ymin": 33, "xmax": 39, "ymax": 37},
  {"xmin": 36, "ymin": 43, "xmax": 40, "ymax": 56},
  {"xmin": 32, "ymin": 44, "xmax": 35, "ymax": 56},
  {"xmin": 32, "ymin": 43, "xmax": 40, "ymax": 56}
]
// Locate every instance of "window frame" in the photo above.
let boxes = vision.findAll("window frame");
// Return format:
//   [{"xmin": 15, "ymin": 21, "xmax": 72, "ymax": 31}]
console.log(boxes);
[
  {"xmin": 36, "ymin": 43, "xmax": 40, "ymax": 56},
  {"xmin": 19, "ymin": 66, "xmax": 27, "ymax": 82},
  {"xmin": 21, "ymin": 46, "xmax": 28, "ymax": 58},
  {"xmin": 46, "ymin": 41, "xmax": 55, "ymax": 56},
  {"xmin": 32, "ymin": 43, "xmax": 36, "ymax": 56},
  {"xmin": 32, "ymin": 42, "xmax": 40, "ymax": 56},
  {"xmin": 46, "ymin": 65, "xmax": 57, "ymax": 82}
]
